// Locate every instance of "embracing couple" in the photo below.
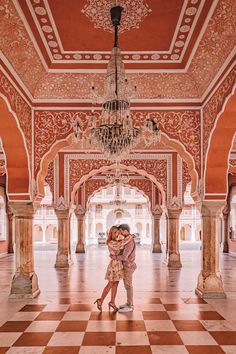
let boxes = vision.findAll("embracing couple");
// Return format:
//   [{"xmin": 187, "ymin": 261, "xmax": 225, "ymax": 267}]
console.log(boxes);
[{"xmin": 94, "ymin": 224, "xmax": 136, "ymax": 312}]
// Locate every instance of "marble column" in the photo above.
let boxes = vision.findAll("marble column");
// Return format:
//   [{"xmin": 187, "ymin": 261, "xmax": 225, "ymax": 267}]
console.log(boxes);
[
  {"xmin": 195, "ymin": 200, "xmax": 226, "ymax": 299},
  {"xmin": 9, "ymin": 202, "xmax": 40, "ymax": 298},
  {"xmin": 54, "ymin": 206, "xmax": 73, "ymax": 268},
  {"xmin": 152, "ymin": 205, "xmax": 162, "ymax": 253},
  {"xmin": 222, "ymin": 205, "xmax": 229, "ymax": 253},
  {"xmin": 166, "ymin": 199, "xmax": 182, "ymax": 268},
  {"xmin": 75, "ymin": 205, "xmax": 85, "ymax": 253},
  {"xmin": 7, "ymin": 204, "xmax": 14, "ymax": 253}
]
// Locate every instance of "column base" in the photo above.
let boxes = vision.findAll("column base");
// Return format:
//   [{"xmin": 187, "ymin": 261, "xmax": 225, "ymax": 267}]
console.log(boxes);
[
  {"xmin": 223, "ymin": 242, "xmax": 229, "ymax": 253},
  {"xmin": 75, "ymin": 243, "xmax": 85, "ymax": 253},
  {"xmin": 55, "ymin": 253, "xmax": 73, "ymax": 268},
  {"xmin": 167, "ymin": 252, "xmax": 182, "ymax": 268},
  {"xmin": 152, "ymin": 243, "xmax": 162, "ymax": 253},
  {"xmin": 195, "ymin": 272, "xmax": 226, "ymax": 299},
  {"xmin": 9, "ymin": 272, "xmax": 40, "ymax": 299}
]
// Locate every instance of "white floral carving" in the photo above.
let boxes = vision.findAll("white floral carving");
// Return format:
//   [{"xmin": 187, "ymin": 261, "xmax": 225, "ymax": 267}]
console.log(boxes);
[
  {"xmin": 0, "ymin": 71, "xmax": 32, "ymax": 166},
  {"xmin": 0, "ymin": 0, "xmax": 235, "ymax": 100},
  {"xmin": 81, "ymin": 0, "xmax": 151, "ymax": 34},
  {"xmin": 189, "ymin": 0, "xmax": 236, "ymax": 96},
  {"xmin": 0, "ymin": 0, "xmax": 44, "ymax": 94},
  {"xmin": 203, "ymin": 66, "xmax": 236, "ymax": 164},
  {"xmin": 34, "ymin": 110, "xmax": 200, "ymax": 179}
]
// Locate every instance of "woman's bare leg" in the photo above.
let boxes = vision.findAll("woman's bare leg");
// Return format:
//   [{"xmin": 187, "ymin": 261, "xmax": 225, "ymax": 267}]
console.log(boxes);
[
  {"xmin": 111, "ymin": 281, "xmax": 119, "ymax": 304},
  {"xmin": 100, "ymin": 282, "xmax": 113, "ymax": 303}
]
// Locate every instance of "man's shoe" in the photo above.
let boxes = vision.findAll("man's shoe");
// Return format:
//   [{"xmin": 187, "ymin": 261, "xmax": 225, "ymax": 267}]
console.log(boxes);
[
  {"xmin": 119, "ymin": 303, "xmax": 128, "ymax": 309},
  {"xmin": 118, "ymin": 305, "xmax": 134, "ymax": 313}
]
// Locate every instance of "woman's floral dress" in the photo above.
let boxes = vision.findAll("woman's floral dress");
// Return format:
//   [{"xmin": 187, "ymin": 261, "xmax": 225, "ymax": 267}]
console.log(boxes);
[{"xmin": 105, "ymin": 235, "xmax": 133, "ymax": 281}]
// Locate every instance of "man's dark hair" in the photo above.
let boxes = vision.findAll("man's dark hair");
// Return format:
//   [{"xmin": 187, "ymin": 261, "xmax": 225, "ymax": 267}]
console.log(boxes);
[{"xmin": 118, "ymin": 224, "xmax": 130, "ymax": 233}]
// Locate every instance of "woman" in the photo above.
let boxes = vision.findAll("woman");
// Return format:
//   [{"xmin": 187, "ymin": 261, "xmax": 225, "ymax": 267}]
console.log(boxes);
[{"xmin": 94, "ymin": 226, "xmax": 133, "ymax": 312}]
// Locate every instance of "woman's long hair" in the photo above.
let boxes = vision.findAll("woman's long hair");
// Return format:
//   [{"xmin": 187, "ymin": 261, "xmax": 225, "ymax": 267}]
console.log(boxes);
[{"xmin": 106, "ymin": 226, "xmax": 119, "ymax": 244}]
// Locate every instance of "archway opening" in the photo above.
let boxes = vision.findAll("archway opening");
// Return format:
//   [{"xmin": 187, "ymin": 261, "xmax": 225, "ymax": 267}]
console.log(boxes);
[
  {"xmin": 33, "ymin": 183, "xmax": 58, "ymax": 249},
  {"xmin": 179, "ymin": 182, "xmax": 201, "ymax": 250},
  {"xmin": 84, "ymin": 185, "xmax": 153, "ymax": 246},
  {"xmin": 205, "ymin": 90, "xmax": 236, "ymax": 198}
]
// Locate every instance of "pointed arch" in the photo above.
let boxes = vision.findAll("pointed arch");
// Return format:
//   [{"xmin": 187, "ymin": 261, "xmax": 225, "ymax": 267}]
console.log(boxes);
[
  {"xmin": 86, "ymin": 182, "xmax": 152, "ymax": 212},
  {"xmin": 71, "ymin": 163, "xmax": 166, "ymax": 205},
  {"xmin": 205, "ymin": 89, "xmax": 236, "ymax": 200},
  {"xmin": 37, "ymin": 131, "xmax": 199, "ymax": 202}
]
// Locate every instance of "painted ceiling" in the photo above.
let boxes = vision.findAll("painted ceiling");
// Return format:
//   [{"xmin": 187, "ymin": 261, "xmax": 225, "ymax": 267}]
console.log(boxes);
[{"xmin": 0, "ymin": 0, "xmax": 235, "ymax": 102}]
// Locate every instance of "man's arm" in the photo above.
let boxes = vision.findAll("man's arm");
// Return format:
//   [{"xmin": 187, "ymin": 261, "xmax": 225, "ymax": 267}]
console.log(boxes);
[{"xmin": 111, "ymin": 240, "xmax": 134, "ymax": 261}]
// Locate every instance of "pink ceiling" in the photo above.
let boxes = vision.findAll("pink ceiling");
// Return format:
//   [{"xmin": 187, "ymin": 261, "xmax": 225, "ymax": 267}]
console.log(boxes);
[
  {"xmin": 17, "ymin": 0, "xmax": 212, "ymax": 69},
  {"xmin": 0, "ymin": 0, "xmax": 235, "ymax": 101}
]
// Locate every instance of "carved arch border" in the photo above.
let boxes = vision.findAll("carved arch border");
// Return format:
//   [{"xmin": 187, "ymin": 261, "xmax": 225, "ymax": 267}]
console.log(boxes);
[
  {"xmin": 204, "ymin": 87, "xmax": 236, "ymax": 199},
  {"xmin": 0, "ymin": 94, "xmax": 31, "ymax": 200},
  {"xmin": 85, "ymin": 182, "xmax": 153, "ymax": 214},
  {"xmin": 36, "ymin": 132, "xmax": 199, "ymax": 203},
  {"xmin": 71, "ymin": 163, "xmax": 166, "ymax": 206}
]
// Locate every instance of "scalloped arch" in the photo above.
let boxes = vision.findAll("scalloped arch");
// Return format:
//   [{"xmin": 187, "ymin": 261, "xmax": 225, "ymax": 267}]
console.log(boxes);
[
  {"xmin": 37, "ymin": 131, "xmax": 199, "ymax": 202},
  {"xmin": 71, "ymin": 163, "xmax": 166, "ymax": 205},
  {"xmin": 205, "ymin": 88, "xmax": 236, "ymax": 199},
  {"xmin": 0, "ymin": 95, "xmax": 30, "ymax": 199},
  {"xmin": 86, "ymin": 183, "xmax": 152, "ymax": 212}
]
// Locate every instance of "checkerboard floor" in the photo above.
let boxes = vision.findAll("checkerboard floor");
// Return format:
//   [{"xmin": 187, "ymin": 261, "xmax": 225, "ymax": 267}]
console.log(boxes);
[{"xmin": 0, "ymin": 297, "xmax": 236, "ymax": 354}]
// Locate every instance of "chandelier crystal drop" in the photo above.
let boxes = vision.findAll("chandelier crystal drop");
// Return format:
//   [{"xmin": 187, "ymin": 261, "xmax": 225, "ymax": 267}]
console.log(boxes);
[
  {"xmin": 106, "ymin": 163, "xmax": 128, "ymax": 207},
  {"xmin": 105, "ymin": 162, "xmax": 130, "ymax": 185}
]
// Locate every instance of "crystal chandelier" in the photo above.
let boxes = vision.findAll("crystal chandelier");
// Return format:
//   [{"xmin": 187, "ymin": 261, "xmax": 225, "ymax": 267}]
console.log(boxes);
[
  {"xmin": 88, "ymin": 5, "xmax": 141, "ymax": 160},
  {"xmin": 72, "ymin": 5, "xmax": 161, "ymax": 158},
  {"xmin": 109, "ymin": 184, "xmax": 127, "ymax": 208},
  {"xmin": 106, "ymin": 162, "xmax": 128, "ymax": 206}
]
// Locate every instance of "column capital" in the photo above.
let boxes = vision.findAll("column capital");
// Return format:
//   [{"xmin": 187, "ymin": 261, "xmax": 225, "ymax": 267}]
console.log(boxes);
[
  {"xmin": 8, "ymin": 201, "xmax": 40, "ymax": 218},
  {"xmin": 54, "ymin": 208, "xmax": 70, "ymax": 219},
  {"xmin": 54, "ymin": 196, "xmax": 70, "ymax": 218},
  {"xmin": 167, "ymin": 206, "xmax": 182, "ymax": 219},
  {"xmin": 197, "ymin": 200, "xmax": 226, "ymax": 218},
  {"xmin": 152, "ymin": 205, "xmax": 162, "ymax": 219},
  {"xmin": 167, "ymin": 196, "xmax": 182, "ymax": 217},
  {"xmin": 74, "ymin": 205, "xmax": 86, "ymax": 219}
]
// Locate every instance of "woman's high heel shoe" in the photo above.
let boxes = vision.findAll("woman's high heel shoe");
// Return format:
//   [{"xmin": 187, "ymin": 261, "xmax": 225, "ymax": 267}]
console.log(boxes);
[
  {"xmin": 94, "ymin": 298, "xmax": 102, "ymax": 311},
  {"xmin": 108, "ymin": 302, "xmax": 119, "ymax": 312}
]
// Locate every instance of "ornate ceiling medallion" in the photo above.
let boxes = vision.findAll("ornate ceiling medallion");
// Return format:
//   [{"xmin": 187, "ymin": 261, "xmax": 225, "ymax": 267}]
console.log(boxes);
[{"xmin": 81, "ymin": 0, "xmax": 152, "ymax": 33}]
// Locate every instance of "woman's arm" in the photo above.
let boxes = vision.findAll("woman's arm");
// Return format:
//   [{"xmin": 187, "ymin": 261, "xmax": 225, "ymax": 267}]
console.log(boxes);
[{"xmin": 112, "ymin": 239, "xmax": 135, "ymax": 261}]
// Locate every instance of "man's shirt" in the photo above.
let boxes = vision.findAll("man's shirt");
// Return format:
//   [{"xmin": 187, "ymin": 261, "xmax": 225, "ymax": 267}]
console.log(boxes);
[{"xmin": 115, "ymin": 236, "xmax": 136, "ymax": 270}]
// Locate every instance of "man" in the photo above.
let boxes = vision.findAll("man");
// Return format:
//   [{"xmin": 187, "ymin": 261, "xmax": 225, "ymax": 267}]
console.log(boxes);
[{"xmin": 111, "ymin": 224, "xmax": 136, "ymax": 312}]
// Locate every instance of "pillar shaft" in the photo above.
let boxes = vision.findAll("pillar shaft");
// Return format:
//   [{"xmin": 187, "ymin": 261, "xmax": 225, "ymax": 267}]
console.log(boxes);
[
  {"xmin": 152, "ymin": 205, "xmax": 162, "ymax": 253},
  {"xmin": 222, "ymin": 206, "xmax": 229, "ymax": 253},
  {"xmin": 75, "ymin": 206, "xmax": 85, "ymax": 253},
  {"xmin": 9, "ymin": 202, "xmax": 40, "ymax": 298},
  {"xmin": 54, "ymin": 208, "xmax": 72, "ymax": 268},
  {"xmin": 166, "ymin": 206, "xmax": 182, "ymax": 268},
  {"xmin": 7, "ymin": 204, "xmax": 14, "ymax": 253},
  {"xmin": 195, "ymin": 201, "xmax": 226, "ymax": 299}
]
